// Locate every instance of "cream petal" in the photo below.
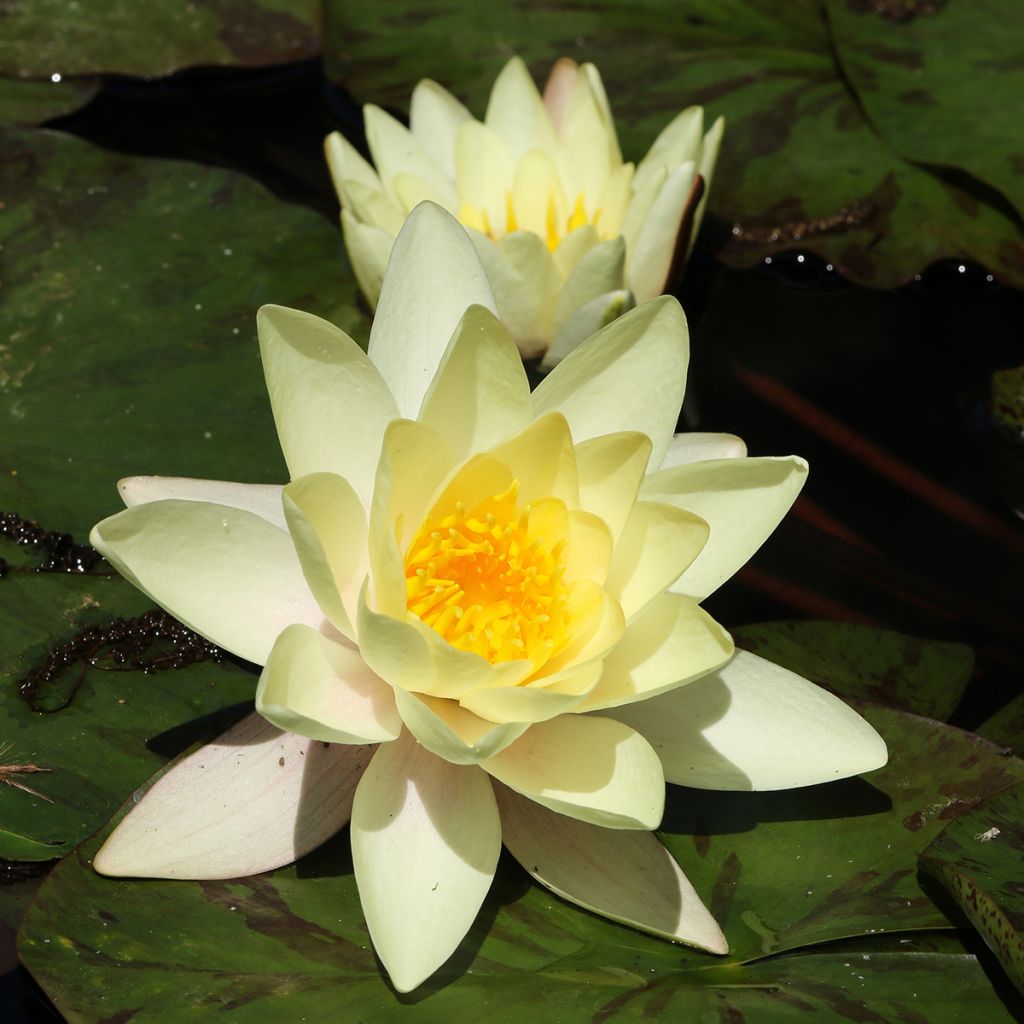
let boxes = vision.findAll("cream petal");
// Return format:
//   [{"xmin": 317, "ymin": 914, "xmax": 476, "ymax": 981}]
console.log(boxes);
[
  {"xmin": 659, "ymin": 432, "xmax": 747, "ymax": 469},
  {"xmin": 282, "ymin": 473, "xmax": 368, "ymax": 639},
  {"xmin": 482, "ymin": 714, "xmax": 663, "ymax": 829},
  {"xmin": 577, "ymin": 593, "xmax": 733, "ymax": 712},
  {"xmin": 496, "ymin": 784, "xmax": 728, "ymax": 953},
  {"xmin": 551, "ymin": 236, "xmax": 626, "ymax": 337},
  {"xmin": 118, "ymin": 476, "xmax": 286, "ymax": 531},
  {"xmin": 626, "ymin": 160, "xmax": 697, "ymax": 303},
  {"xmin": 394, "ymin": 689, "xmax": 529, "ymax": 765},
  {"xmin": 551, "ymin": 222, "xmax": 598, "ymax": 279},
  {"xmin": 510, "ymin": 149, "xmax": 568, "ymax": 239},
  {"xmin": 540, "ymin": 289, "xmax": 634, "ymax": 371},
  {"xmin": 488, "ymin": 411, "xmax": 578, "ymax": 507},
  {"xmin": 559, "ymin": 62, "xmax": 619, "ymax": 201},
  {"xmin": 485, "ymin": 56, "xmax": 558, "ymax": 158},
  {"xmin": 690, "ymin": 115, "xmax": 725, "ymax": 257},
  {"xmin": 458, "ymin": 661, "xmax": 602, "ymax": 725},
  {"xmin": 620, "ymin": 164, "xmax": 665, "ymax": 254},
  {"xmin": 418, "ymin": 304, "xmax": 531, "ymax": 460},
  {"xmin": 455, "ymin": 120, "xmax": 514, "ymax": 232},
  {"xmin": 324, "ymin": 130, "xmax": 388, "ymax": 208},
  {"xmin": 90, "ymin": 500, "xmax": 323, "ymax": 666},
  {"xmin": 257, "ymin": 304, "xmax": 398, "ymax": 508},
  {"xmin": 94, "ymin": 712, "xmax": 370, "ymax": 879},
  {"xmin": 392, "ymin": 171, "xmax": 449, "ymax": 214},
  {"xmin": 471, "ymin": 230, "xmax": 560, "ymax": 358},
  {"xmin": 256, "ymin": 624, "xmax": 401, "ymax": 744},
  {"xmin": 341, "ymin": 209, "xmax": 393, "ymax": 308},
  {"xmin": 410, "ymin": 78, "xmax": 472, "ymax": 179},
  {"xmin": 364, "ymin": 103, "xmax": 456, "ymax": 208},
  {"xmin": 642, "ymin": 455, "xmax": 809, "ymax": 601},
  {"xmin": 607, "ymin": 650, "xmax": 888, "ymax": 790},
  {"xmin": 368, "ymin": 202, "xmax": 496, "ymax": 420},
  {"xmin": 574, "ymin": 432, "xmax": 651, "ymax": 542},
  {"xmin": 357, "ymin": 591, "xmax": 438, "ymax": 692},
  {"xmin": 351, "ymin": 732, "xmax": 501, "ymax": 993},
  {"xmin": 605, "ymin": 500, "xmax": 708, "ymax": 620},
  {"xmin": 592, "ymin": 161, "xmax": 634, "ymax": 237},
  {"xmin": 564, "ymin": 508, "xmax": 613, "ymax": 584},
  {"xmin": 532, "ymin": 295, "xmax": 688, "ymax": 469},
  {"xmin": 340, "ymin": 178, "xmax": 406, "ymax": 235},
  {"xmin": 632, "ymin": 107, "xmax": 704, "ymax": 197}
]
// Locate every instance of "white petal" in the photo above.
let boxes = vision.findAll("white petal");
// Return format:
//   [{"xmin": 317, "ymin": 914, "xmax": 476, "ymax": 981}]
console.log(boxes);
[
  {"xmin": 94, "ymin": 713, "xmax": 370, "ymax": 879},
  {"xmin": 659, "ymin": 432, "xmax": 746, "ymax": 469},
  {"xmin": 551, "ymin": 236, "xmax": 626, "ymax": 337},
  {"xmin": 256, "ymin": 624, "xmax": 400, "ymax": 744},
  {"xmin": 418, "ymin": 304, "xmax": 531, "ymax": 460},
  {"xmin": 410, "ymin": 79, "xmax": 472, "ymax": 179},
  {"xmin": 482, "ymin": 714, "xmax": 664, "ymax": 829},
  {"xmin": 485, "ymin": 56, "xmax": 558, "ymax": 158},
  {"xmin": 257, "ymin": 304, "xmax": 398, "ymax": 508},
  {"xmin": 632, "ymin": 107, "xmax": 704, "ymax": 198},
  {"xmin": 368, "ymin": 202, "xmax": 496, "ymax": 420},
  {"xmin": 324, "ymin": 130, "xmax": 388, "ymax": 208},
  {"xmin": 607, "ymin": 650, "xmax": 888, "ymax": 790},
  {"xmin": 351, "ymin": 732, "xmax": 500, "ymax": 993},
  {"xmin": 496, "ymin": 785, "xmax": 728, "ymax": 952},
  {"xmin": 642, "ymin": 455, "xmax": 808, "ymax": 601},
  {"xmin": 532, "ymin": 296, "xmax": 688, "ymax": 469},
  {"xmin": 341, "ymin": 208, "xmax": 393, "ymax": 308},
  {"xmin": 540, "ymin": 288, "xmax": 634, "ymax": 371},
  {"xmin": 90, "ymin": 500, "xmax": 324, "ymax": 665},
  {"xmin": 118, "ymin": 476, "xmax": 286, "ymax": 530}
]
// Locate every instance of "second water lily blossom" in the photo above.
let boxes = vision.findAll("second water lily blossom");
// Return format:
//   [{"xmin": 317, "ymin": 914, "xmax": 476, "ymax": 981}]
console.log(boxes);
[
  {"xmin": 90, "ymin": 203, "xmax": 886, "ymax": 994},
  {"xmin": 326, "ymin": 56, "xmax": 723, "ymax": 364}
]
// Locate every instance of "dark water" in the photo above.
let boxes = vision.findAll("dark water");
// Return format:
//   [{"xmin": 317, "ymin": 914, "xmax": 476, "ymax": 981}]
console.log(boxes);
[{"xmin": 5, "ymin": 58, "xmax": 1024, "ymax": 1022}]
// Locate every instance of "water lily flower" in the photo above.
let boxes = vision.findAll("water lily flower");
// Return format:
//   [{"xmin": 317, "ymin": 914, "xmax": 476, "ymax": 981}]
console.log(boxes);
[
  {"xmin": 326, "ymin": 56, "xmax": 723, "ymax": 366},
  {"xmin": 90, "ymin": 202, "xmax": 886, "ymax": 993}
]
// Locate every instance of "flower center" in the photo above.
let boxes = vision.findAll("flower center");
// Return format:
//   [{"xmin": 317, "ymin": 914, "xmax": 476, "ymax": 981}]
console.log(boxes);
[
  {"xmin": 459, "ymin": 190, "xmax": 600, "ymax": 252},
  {"xmin": 404, "ymin": 480, "xmax": 572, "ymax": 664}
]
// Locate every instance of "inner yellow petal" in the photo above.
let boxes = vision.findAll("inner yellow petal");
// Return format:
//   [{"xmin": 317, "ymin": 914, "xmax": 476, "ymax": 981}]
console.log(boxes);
[{"xmin": 459, "ymin": 188, "xmax": 604, "ymax": 251}]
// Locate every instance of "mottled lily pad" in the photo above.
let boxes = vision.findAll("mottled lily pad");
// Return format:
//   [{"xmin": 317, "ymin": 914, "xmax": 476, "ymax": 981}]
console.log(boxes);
[
  {"xmin": 324, "ymin": 0, "xmax": 1024, "ymax": 286},
  {"xmin": 978, "ymin": 696, "xmax": 1024, "ymax": 754},
  {"xmin": 732, "ymin": 620, "xmax": 972, "ymax": 721},
  {"xmin": 0, "ymin": 77, "xmax": 98, "ymax": 127},
  {"xmin": 0, "ymin": 1, "xmax": 322, "ymax": 79},
  {"xmin": 17, "ymin": 706, "xmax": 1024, "ymax": 1019},
  {"xmin": 921, "ymin": 783, "xmax": 1024, "ymax": 995}
]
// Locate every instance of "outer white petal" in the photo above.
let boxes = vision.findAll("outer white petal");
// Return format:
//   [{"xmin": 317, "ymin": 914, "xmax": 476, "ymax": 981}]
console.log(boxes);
[
  {"xmin": 410, "ymin": 78, "xmax": 472, "ymax": 179},
  {"xmin": 118, "ymin": 476, "xmax": 286, "ymax": 531},
  {"xmin": 368, "ymin": 202, "xmax": 496, "ymax": 420},
  {"xmin": 552, "ymin": 236, "xmax": 626, "ymax": 336},
  {"xmin": 257, "ymin": 304, "xmax": 398, "ymax": 508},
  {"xmin": 324, "ymin": 130, "xmax": 388, "ymax": 208},
  {"xmin": 496, "ymin": 785, "xmax": 728, "ymax": 953},
  {"xmin": 659, "ymin": 432, "xmax": 746, "ymax": 469},
  {"xmin": 485, "ymin": 55, "xmax": 558, "ymax": 158},
  {"xmin": 540, "ymin": 289, "xmax": 634, "ymax": 371},
  {"xmin": 418, "ymin": 304, "xmax": 531, "ymax": 460},
  {"xmin": 364, "ymin": 103, "xmax": 457, "ymax": 209},
  {"xmin": 341, "ymin": 208, "xmax": 393, "ymax": 308},
  {"xmin": 90, "ymin": 500, "xmax": 324, "ymax": 666},
  {"xmin": 632, "ymin": 107, "xmax": 704, "ymax": 197},
  {"xmin": 256, "ymin": 623, "xmax": 401, "ymax": 745},
  {"xmin": 94, "ymin": 713, "xmax": 370, "ymax": 879},
  {"xmin": 642, "ymin": 455, "xmax": 808, "ymax": 601},
  {"xmin": 606, "ymin": 650, "xmax": 889, "ymax": 790},
  {"xmin": 626, "ymin": 160, "xmax": 698, "ymax": 303},
  {"xmin": 532, "ymin": 295, "xmax": 688, "ymax": 469},
  {"xmin": 482, "ymin": 714, "xmax": 664, "ymax": 829},
  {"xmin": 351, "ymin": 732, "xmax": 501, "ymax": 993}
]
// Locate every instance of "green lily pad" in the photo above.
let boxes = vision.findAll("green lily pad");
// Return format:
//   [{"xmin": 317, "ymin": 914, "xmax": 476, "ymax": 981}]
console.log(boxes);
[
  {"xmin": 732, "ymin": 621, "xmax": 972, "ymax": 721},
  {"xmin": 826, "ymin": 0, "xmax": 1024, "ymax": 221},
  {"xmin": 0, "ymin": 1, "xmax": 321, "ymax": 79},
  {"xmin": 17, "ymin": 706, "xmax": 1024, "ymax": 1019},
  {"xmin": 0, "ymin": 77, "xmax": 98, "ymax": 127},
  {"xmin": 920, "ymin": 783, "xmax": 1024, "ymax": 996},
  {"xmin": 977, "ymin": 696, "xmax": 1024, "ymax": 754},
  {"xmin": 324, "ymin": 0, "xmax": 1024, "ymax": 286}
]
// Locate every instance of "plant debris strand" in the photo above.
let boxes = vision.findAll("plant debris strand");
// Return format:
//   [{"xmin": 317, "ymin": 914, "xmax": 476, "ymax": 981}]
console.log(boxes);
[
  {"xmin": 18, "ymin": 610, "xmax": 225, "ymax": 713},
  {"xmin": 0, "ymin": 511, "xmax": 104, "ymax": 577}
]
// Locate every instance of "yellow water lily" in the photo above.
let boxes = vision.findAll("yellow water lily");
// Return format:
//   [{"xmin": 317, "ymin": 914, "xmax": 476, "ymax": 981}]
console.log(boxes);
[
  {"xmin": 326, "ymin": 56, "xmax": 723, "ymax": 365},
  {"xmin": 90, "ymin": 203, "xmax": 886, "ymax": 993}
]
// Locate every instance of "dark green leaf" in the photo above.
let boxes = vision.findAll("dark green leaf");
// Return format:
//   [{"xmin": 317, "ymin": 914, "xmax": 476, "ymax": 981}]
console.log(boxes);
[
  {"xmin": 977, "ymin": 696, "xmax": 1024, "ymax": 754},
  {"xmin": 17, "ymin": 706, "xmax": 1024, "ymax": 1019},
  {"xmin": 921, "ymin": 783, "xmax": 1024, "ymax": 996},
  {"xmin": 0, "ymin": 1, "xmax": 321, "ymax": 79},
  {"xmin": 325, "ymin": 0, "xmax": 1024, "ymax": 286},
  {"xmin": 0, "ymin": 77, "xmax": 98, "ymax": 126},
  {"xmin": 732, "ymin": 620, "xmax": 972, "ymax": 720}
]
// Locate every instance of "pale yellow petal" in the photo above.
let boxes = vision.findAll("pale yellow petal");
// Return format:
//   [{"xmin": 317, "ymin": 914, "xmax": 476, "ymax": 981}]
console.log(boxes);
[
  {"xmin": 364, "ymin": 103, "xmax": 456, "ymax": 208},
  {"xmin": 574, "ymin": 431, "xmax": 652, "ymax": 542},
  {"xmin": 341, "ymin": 208, "xmax": 392, "ymax": 308},
  {"xmin": 485, "ymin": 55, "xmax": 558, "ymax": 158},
  {"xmin": 410, "ymin": 78, "xmax": 471, "ymax": 178}
]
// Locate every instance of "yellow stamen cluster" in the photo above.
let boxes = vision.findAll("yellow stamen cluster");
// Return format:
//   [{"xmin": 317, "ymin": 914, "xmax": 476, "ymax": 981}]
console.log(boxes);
[
  {"xmin": 459, "ymin": 190, "xmax": 602, "ymax": 252},
  {"xmin": 404, "ymin": 481, "xmax": 572, "ymax": 665}
]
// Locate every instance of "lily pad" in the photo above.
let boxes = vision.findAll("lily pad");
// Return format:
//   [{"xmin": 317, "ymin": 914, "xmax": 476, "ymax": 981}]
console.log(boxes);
[
  {"xmin": 324, "ymin": 0, "xmax": 1024, "ymax": 286},
  {"xmin": 0, "ymin": 78, "xmax": 98, "ymax": 127},
  {"xmin": 978, "ymin": 696, "xmax": 1024, "ymax": 754},
  {"xmin": 732, "ymin": 620, "xmax": 972, "ymax": 721},
  {"xmin": 921, "ymin": 783, "xmax": 1024, "ymax": 995},
  {"xmin": 0, "ymin": 1, "xmax": 321, "ymax": 79},
  {"xmin": 17, "ymin": 705, "xmax": 1024, "ymax": 1019}
]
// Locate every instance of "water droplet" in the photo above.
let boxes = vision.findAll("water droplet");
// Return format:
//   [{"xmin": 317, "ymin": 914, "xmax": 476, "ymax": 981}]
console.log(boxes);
[{"xmin": 50, "ymin": 73, "xmax": 62, "ymax": 83}]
